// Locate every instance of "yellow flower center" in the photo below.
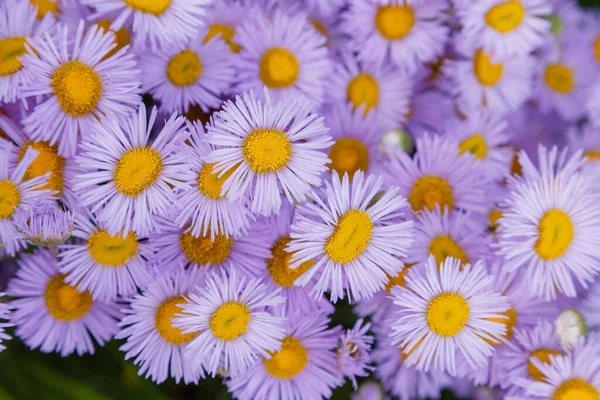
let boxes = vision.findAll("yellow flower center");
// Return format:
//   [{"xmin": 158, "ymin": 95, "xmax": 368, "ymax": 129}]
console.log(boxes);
[
  {"xmin": 408, "ymin": 175, "xmax": 454, "ymax": 212},
  {"xmin": 459, "ymin": 134, "xmax": 488, "ymax": 159},
  {"xmin": 264, "ymin": 336, "xmax": 308, "ymax": 379},
  {"xmin": 123, "ymin": 0, "xmax": 171, "ymax": 15},
  {"xmin": 544, "ymin": 64, "xmax": 575, "ymax": 94},
  {"xmin": 96, "ymin": 20, "xmax": 131, "ymax": 60},
  {"xmin": 511, "ymin": 150, "xmax": 523, "ymax": 176},
  {"xmin": 384, "ymin": 264, "xmax": 413, "ymax": 293},
  {"xmin": 375, "ymin": 5, "xmax": 415, "ymax": 40},
  {"xmin": 204, "ymin": 24, "xmax": 241, "ymax": 53},
  {"xmin": 0, "ymin": 37, "xmax": 28, "ymax": 76},
  {"xmin": 259, "ymin": 47, "xmax": 300, "ymax": 89},
  {"xmin": 585, "ymin": 151, "xmax": 600, "ymax": 160},
  {"xmin": 474, "ymin": 49, "xmax": 504, "ymax": 86},
  {"xmin": 426, "ymin": 292, "xmax": 470, "ymax": 337},
  {"xmin": 197, "ymin": 163, "xmax": 235, "ymax": 199},
  {"xmin": 0, "ymin": 180, "xmax": 20, "ymax": 219},
  {"xmin": 347, "ymin": 73, "xmax": 379, "ymax": 113},
  {"xmin": 594, "ymin": 37, "xmax": 600, "ymax": 64},
  {"xmin": 267, "ymin": 235, "xmax": 314, "ymax": 287},
  {"xmin": 167, "ymin": 49, "xmax": 203, "ymax": 87},
  {"xmin": 485, "ymin": 0, "xmax": 525, "ymax": 33},
  {"xmin": 51, "ymin": 61, "xmax": 103, "ymax": 117},
  {"xmin": 535, "ymin": 209, "xmax": 574, "ymax": 260},
  {"xmin": 552, "ymin": 378, "xmax": 599, "ymax": 400},
  {"xmin": 210, "ymin": 302, "xmax": 250, "ymax": 341},
  {"xmin": 485, "ymin": 306, "xmax": 517, "ymax": 343},
  {"xmin": 312, "ymin": 19, "xmax": 329, "ymax": 43},
  {"xmin": 155, "ymin": 295, "xmax": 197, "ymax": 345},
  {"xmin": 243, "ymin": 128, "xmax": 292, "ymax": 173},
  {"xmin": 428, "ymin": 235, "xmax": 469, "ymax": 266},
  {"xmin": 488, "ymin": 208, "xmax": 503, "ymax": 232},
  {"xmin": 114, "ymin": 147, "xmax": 163, "ymax": 197},
  {"xmin": 87, "ymin": 229, "xmax": 138, "ymax": 267},
  {"xmin": 30, "ymin": 0, "xmax": 60, "ymax": 18},
  {"xmin": 528, "ymin": 348, "xmax": 561, "ymax": 381},
  {"xmin": 179, "ymin": 230, "xmax": 233, "ymax": 266},
  {"xmin": 325, "ymin": 210, "xmax": 373, "ymax": 264},
  {"xmin": 328, "ymin": 138, "xmax": 369, "ymax": 180},
  {"xmin": 18, "ymin": 141, "xmax": 65, "ymax": 195},
  {"xmin": 45, "ymin": 274, "xmax": 93, "ymax": 321}
]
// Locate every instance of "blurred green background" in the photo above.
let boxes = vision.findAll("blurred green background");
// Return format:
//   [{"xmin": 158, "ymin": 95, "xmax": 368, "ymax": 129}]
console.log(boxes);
[{"xmin": 2, "ymin": 0, "xmax": 600, "ymax": 399}]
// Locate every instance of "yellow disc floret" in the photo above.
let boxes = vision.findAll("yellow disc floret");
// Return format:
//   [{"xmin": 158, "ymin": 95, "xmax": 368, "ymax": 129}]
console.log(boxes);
[
  {"xmin": 544, "ymin": 64, "xmax": 575, "ymax": 94},
  {"xmin": 474, "ymin": 49, "xmax": 504, "ymax": 86},
  {"xmin": 325, "ymin": 210, "xmax": 373, "ymax": 264},
  {"xmin": 528, "ymin": 348, "xmax": 561, "ymax": 381},
  {"xmin": 328, "ymin": 138, "xmax": 369, "ymax": 180},
  {"xmin": 114, "ymin": 147, "xmax": 163, "ymax": 197},
  {"xmin": 0, "ymin": 37, "xmax": 28, "ymax": 76},
  {"xmin": 259, "ymin": 47, "xmax": 300, "ymax": 89},
  {"xmin": 459, "ymin": 134, "xmax": 488, "ymax": 159},
  {"xmin": 96, "ymin": 20, "xmax": 131, "ymax": 59},
  {"xmin": 267, "ymin": 235, "xmax": 314, "ymax": 287},
  {"xmin": 0, "ymin": 180, "xmax": 20, "ymax": 219},
  {"xmin": 155, "ymin": 296, "xmax": 197, "ymax": 345},
  {"xmin": 123, "ymin": 0, "xmax": 171, "ymax": 15},
  {"xmin": 30, "ymin": 0, "xmax": 60, "ymax": 19},
  {"xmin": 18, "ymin": 141, "xmax": 65, "ymax": 195},
  {"xmin": 535, "ymin": 209, "xmax": 574, "ymax": 260},
  {"xmin": 204, "ymin": 24, "xmax": 241, "ymax": 53},
  {"xmin": 347, "ymin": 73, "xmax": 380, "ymax": 112},
  {"xmin": 264, "ymin": 336, "xmax": 308, "ymax": 379},
  {"xmin": 87, "ymin": 229, "xmax": 138, "ymax": 267},
  {"xmin": 409, "ymin": 175, "xmax": 454, "ymax": 212},
  {"xmin": 485, "ymin": 0, "xmax": 525, "ymax": 33},
  {"xmin": 210, "ymin": 302, "xmax": 250, "ymax": 341},
  {"xmin": 426, "ymin": 292, "xmax": 470, "ymax": 337},
  {"xmin": 167, "ymin": 49, "xmax": 203, "ymax": 87},
  {"xmin": 198, "ymin": 163, "xmax": 235, "ymax": 199},
  {"xmin": 45, "ymin": 274, "xmax": 93, "ymax": 321},
  {"xmin": 552, "ymin": 378, "xmax": 599, "ymax": 400},
  {"xmin": 375, "ymin": 5, "xmax": 415, "ymax": 40},
  {"xmin": 51, "ymin": 61, "xmax": 103, "ymax": 117},
  {"xmin": 179, "ymin": 230, "xmax": 233, "ymax": 266},
  {"xmin": 243, "ymin": 128, "xmax": 292, "ymax": 173},
  {"xmin": 428, "ymin": 235, "xmax": 469, "ymax": 266}
]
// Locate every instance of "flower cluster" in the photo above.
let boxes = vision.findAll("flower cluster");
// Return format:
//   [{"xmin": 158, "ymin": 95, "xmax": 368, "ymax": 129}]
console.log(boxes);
[{"xmin": 1, "ymin": 0, "xmax": 600, "ymax": 399}]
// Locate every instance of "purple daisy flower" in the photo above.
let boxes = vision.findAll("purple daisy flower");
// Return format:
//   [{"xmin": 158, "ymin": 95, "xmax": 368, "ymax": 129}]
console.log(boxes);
[
  {"xmin": 337, "ymin": 319, "xmax": 374, "ymax": 389},
  {"xmin": 342, "ymin": 0, "xmax": 449, "ymax": 72},
  {"xmin": 7, "ymin": 248, "xmax": 121, "ymax": 356},
  {"xmin": 206, "ymin": 89, "xmax": 332, "ymax": 216},
  {"xmin": 390, "ymin": 256, "xmax": 511, "ymax": 375},
  {"xmin": 0, "ymin": 142, "xmax": 53, "ymax": 255},
  {"xmin": 457, "ymin": 0, "xmax": 552, "ymax": 58},
  {"xmin": 233, "ymin": 11, "xmax": 331, "ymax": 106},
  {"xmin": 13, "ymin": 198, "xmax": 74, "ymax": 247},
  {"xmin": 252, "ymin": 201, "xmax": 334, "ymax": 317},
  {"xmin": 327, "ymin": 52, "xmax": 413, "ymax": 129},
  {"xmin": 116, "ymin": 269, "xmax": 206, "ymax": 384},
  {"xmin": 74, "ymin": 104, "xmax": 192, "ymax": 236},
  {"xmin": 496, "ymin": 146, "xmax": 600, "ymax": 300},
  {"xmin": 58, "ymin": 209, "xmax": 155, "ymax": 301},
  {"xmin": 226, "ymin": 311, "xmax": 343, "ymax": 400},
  {"xmin": 138, "ymin": 29, "xmax": 235, "ymax": 114},
  {"xmin": 288, "ymin": 171, "xmax": 414, "ymax": 303},
  {"xmin": 174, "ymin": 269, "xmax": 286, "ymax": 377},
  {"xmin": 508, "ymin": 335, "xmax": 600, "ymax": 399},
  {"xmin": 81, "ymin": 0, "xmax": 212, "ymax": 49},
  {"xmin": 384, "ymin": 133, "xmax": 488, "ymax": 215},
  {"xmin": 323, "ymin": 103, "xmax": 386, "ymax": 181},
  {"xmin": 20, "ymin": 21, "xmax": 142, "ymax": 157},
  {"xmin": 0, "ymin": 0, "xmax": 55, "ymax": 103},
  {"xmin": 407, "ymin": 206, "xmax": 491, "ymax": 267},
  {"xmin": 148, "ymin": 215, "xmax": 270, "ymax": 280},
  {"xmin": 173, "ymin": 122, "xmax": 253, "ymax": 240},
  {"xmin": 0, "ymin": 293, "xmax": 11, "ymax": 352}
]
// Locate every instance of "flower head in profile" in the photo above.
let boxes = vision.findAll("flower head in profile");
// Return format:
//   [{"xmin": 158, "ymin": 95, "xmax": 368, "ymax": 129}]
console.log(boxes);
[
  {"xmin": 206, "ymin": 89, "xmax": 332, "ymax": 216},
  {"xmin": 20, "ymin": 21, "xmax": 141, "ymax": 157},
  {"xmin": 13, "ymin": 199, "xmax": 74, "ymax": 247},
  {"xmin": 337, "ymin": 319, "xmax": 375, "ymax": 389},
  {"xmin": 288, "ymin": 171, "xmax": 414, "ymax": 303},
  {"xmin": 0, "ymin": 293, "xmax": 11, "ymax": 352},
  {"xmin": 174, "ymin": 269, "xmax": 286, "ymax": 377},
  {"xmin": 7, "ymin": 249, "xmax": 121, "ymax": 356}
]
